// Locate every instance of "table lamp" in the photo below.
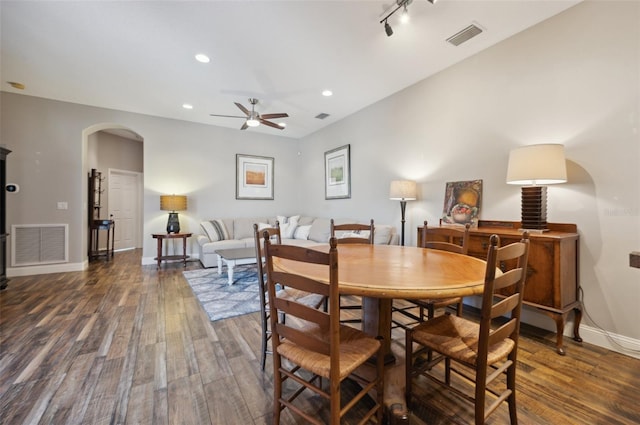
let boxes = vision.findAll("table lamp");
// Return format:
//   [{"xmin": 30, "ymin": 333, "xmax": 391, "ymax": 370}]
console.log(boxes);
[
  {"xmin": 389, "ymin": 180, "xmax": 417, "ymax": 246},
  {"xmin": 160, "ymin": 194, "xmax": 187, "ymax": 233},
  {"xmin": 506, "ymin": 144, "xmax": 567, "ymax": 231}
]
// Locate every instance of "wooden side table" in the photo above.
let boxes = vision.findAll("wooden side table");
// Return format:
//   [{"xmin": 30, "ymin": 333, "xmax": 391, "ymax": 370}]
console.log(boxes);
[
  {"xmin": 89, "ymin": 219, "xmax": 115, "ymax": 261},
  {"xmin": 152, "ymin": 233, "xmax": 192, "ymax": 268}
]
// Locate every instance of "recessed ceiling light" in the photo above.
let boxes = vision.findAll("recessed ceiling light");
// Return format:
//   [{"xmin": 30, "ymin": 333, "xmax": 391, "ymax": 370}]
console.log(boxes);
[
  {"xmin": 322, "ymin": 90, "xmax": 333, "ymax": 97},
  {"xmin": 278, "ymin": 122, "xmax": 287, "ymax": 128},
  {"xmin": 182, "ymin": 104, "xmax": 193, "ymax": 109},
  {"xmin": 195, "ymin": 54, "xmax": 210, "ymax": 63}
]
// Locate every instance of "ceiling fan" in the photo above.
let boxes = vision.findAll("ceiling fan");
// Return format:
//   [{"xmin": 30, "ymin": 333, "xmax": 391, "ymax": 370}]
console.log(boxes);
[{"xmin": 210, "ymin": 98, "xmax": 289, "ymax": 130}]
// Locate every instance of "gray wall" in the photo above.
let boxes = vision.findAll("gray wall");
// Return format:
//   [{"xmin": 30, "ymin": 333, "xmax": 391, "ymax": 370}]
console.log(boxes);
[{"xmin": 1, "ymin": 1, "xmax": 638, "ymax": 353}]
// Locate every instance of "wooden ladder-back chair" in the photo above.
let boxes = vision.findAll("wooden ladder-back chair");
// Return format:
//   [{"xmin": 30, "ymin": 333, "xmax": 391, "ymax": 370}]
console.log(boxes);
[
  {"xmin": 405, "ymin": 233, "xmax": 530, "ymax": 425},
  {"xmin": 253, "ymin": 222, "xmax": 325, "ymax": 371},
  {"xmin": 263, "ymin": 236, "xmax": 385, "ymax": 425},
  {"xmin": 392, "ymin": 220, "xmax": 471, "ymax": 329},
  {"xmin": 330, "ymin": 219, "xmax": 374, "ymax": 325}
]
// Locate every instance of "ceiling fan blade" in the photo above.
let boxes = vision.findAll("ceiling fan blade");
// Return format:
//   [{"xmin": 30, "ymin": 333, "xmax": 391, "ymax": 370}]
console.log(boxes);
[
  {"xmin": 209, "ymin": 114, "xmax": 246, "ymax": 119},
  {"xmin": 260, "ymin": 113, "xmax": 289, "ymax": 119},
  {"xmin": 259, "ymin": 119, "xmax": 285, "ymax": 130},
  {"xmin": 234, "ymin": 102, "xmax": 250, "ymax": 116},
  {"xmin": 240, "ymin": 121, "xmax": 249, "ymax": 130}
]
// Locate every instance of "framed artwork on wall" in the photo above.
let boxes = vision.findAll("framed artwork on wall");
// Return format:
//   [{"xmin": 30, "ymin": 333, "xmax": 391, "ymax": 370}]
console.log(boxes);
[
  {"xmin": 236, "ymin": 154, "xmax": 274, "ymax": 200},
  {"xmin": 324, "ymin": 144, "xmax": 351, "ymax": 199},
  {"xmin": 441, "ymin": 179, "xmax": 482, "ymax": 227}
]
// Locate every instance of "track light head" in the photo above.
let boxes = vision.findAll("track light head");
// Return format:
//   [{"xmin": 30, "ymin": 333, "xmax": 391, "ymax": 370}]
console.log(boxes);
[{"xmin": 385, "ymin": 20, "xmax": 393, "ymax": 36}]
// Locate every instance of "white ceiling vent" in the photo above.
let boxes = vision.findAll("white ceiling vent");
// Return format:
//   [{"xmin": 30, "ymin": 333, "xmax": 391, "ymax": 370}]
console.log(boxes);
[
  {"xmin": 446, "ymin": 23, "xmax": 483, "ymax": 46},
  {"xmin": 315, "ymin": 113, "xmax": 330, "ymax": 120}
]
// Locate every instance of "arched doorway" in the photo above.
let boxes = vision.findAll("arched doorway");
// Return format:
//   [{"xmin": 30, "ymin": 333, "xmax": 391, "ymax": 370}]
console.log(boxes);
[{"xmin": 82, "ymin": 124, "xmax": 144, "ymax": 261}]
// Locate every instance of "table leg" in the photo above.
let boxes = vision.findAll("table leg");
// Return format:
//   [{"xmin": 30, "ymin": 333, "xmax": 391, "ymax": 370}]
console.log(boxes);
[
  {"xmin": 360, "ymin": 297, "xmax": 410, "ymax": 422},
  {"xmin": 227, "ymin": 261, "xmax": 235, "ymax": 285},
  {"xmin": 156, "ymin": 237, "xmax": 163, "ymax": 269},
  {"xmin": 362, "ymin": 297, "xmax": 394, "ymax": 362},
  {"xmin": 217, "ymin": 255, "xmax": 223, "ymax": 275},
  {"xmin": 182, "ymin": 235, "xmax": 187, "ymax": 267}
]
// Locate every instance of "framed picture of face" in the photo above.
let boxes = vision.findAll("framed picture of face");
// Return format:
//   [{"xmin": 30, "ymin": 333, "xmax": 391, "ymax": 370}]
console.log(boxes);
[
  {"xmin": 236, "ymin": 154, "xmax": 274, "ymax": 200},
  {"xmin": 324, "ymin": 144, "xmax": 351, "ymax": 199}
]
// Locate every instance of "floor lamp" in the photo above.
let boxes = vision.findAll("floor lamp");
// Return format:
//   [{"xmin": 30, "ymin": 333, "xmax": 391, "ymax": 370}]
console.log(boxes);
[{"xmin": 390, "ymin": 180, "xmax": 417, "ymax": 246}]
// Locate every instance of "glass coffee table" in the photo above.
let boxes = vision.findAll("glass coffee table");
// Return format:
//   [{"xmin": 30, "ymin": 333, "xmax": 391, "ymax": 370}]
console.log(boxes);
[{"xmin": 216, "ymin": 247, "xmax": 257, "ymax": 285}]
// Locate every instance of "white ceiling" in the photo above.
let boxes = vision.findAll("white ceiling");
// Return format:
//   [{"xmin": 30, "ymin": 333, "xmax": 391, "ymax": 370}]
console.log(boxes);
[{"xmin": 0, "ymin": 0, "xmax": 580, "ymax": 139}]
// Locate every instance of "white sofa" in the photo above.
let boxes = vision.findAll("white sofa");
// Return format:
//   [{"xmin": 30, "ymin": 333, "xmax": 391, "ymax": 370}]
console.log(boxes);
[{"xmin": 196, "ymin": 215, "xmax": 399, "ymax": 268}]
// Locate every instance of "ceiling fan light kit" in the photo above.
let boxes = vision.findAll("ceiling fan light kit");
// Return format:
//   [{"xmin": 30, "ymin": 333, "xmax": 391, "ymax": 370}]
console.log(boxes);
[{"xmin": 210, "ymin": 98, "xmax": 288, "ymax": 131}]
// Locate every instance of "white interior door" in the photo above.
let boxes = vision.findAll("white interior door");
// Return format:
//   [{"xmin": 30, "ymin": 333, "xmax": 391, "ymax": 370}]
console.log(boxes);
[{"xmin": 109, "ymin": 169, "xmax": 142, "ymax": 250}]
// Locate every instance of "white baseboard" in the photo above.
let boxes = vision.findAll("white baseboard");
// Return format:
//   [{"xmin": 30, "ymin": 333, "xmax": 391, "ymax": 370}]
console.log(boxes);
[
  {"xmin": 465, "ymin": 296, "xmax": 640, "ymax": 360},
  {"xmin": 8, "ymin": 261, "xmax": 86, "ymax": 277}
]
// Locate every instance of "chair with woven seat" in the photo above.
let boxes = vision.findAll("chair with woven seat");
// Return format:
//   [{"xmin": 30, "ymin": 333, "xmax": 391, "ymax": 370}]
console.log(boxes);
[
  {"xmin": 392, "ymin": 220, "xmax": 471, "ymax": 329},
  {"xmin": 253, "ymin": 222, "xmax": 325, "ymax": 371},
  {"xmin": 263, "ymin": 235, "xmax": 385, "ymax": 425},
  {"xmin": 330, "ymin": 219, "xmax": 374, "ymax": 325},
  {"xmin": 405, "ymin": 232, "xmax": 530, "ymax": 425}
]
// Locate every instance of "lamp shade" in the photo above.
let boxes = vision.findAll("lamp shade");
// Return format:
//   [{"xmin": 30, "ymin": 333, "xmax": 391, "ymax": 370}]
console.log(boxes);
[
  {"xmin": 389, "ymin": 180, "xmax": 417, "ymax": 200},
  {"xmin": 160, "ymin": 195, "xmax": 187, "ymax": 212},
  {"xmin": 506, "ymin": 144, "xmax": 567, "ymax": 185}
]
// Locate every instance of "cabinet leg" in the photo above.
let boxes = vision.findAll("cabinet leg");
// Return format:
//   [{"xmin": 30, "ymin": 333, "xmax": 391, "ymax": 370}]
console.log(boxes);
[
  {"xmin": 551, "ymin": 314, "xmax": 567, "ymax": 356},
  {"xmin": 573, "ymin": 303, "xmax": 583, "ymax": 343}
]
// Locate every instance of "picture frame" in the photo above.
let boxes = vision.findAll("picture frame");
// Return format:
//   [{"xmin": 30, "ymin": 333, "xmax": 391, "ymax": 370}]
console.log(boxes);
[
  {"xmin": 324, "ymin": 144, "xmax": 351, "ymax": 199},
  {"xmin": 236, "ymin": 154, "xmax": 274, "ymax": 200},
  {"xmin": 441, "ymin": 179, "xmax": 482, "ymax": 227}
]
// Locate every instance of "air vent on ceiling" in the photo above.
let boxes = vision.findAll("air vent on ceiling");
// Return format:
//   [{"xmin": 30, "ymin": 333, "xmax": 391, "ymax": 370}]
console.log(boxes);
[
  {"xmin": 446, "ymin": 23, "xmax": 483, "ymax": 46},
  {"xmin": 315, "ymin": 113, "xmax": 330, "ymax": 120}
]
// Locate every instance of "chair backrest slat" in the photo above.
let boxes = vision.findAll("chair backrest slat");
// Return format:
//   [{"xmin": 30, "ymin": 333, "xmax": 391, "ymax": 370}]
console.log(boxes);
[
  {"xmin": 331, "ymin": 219, "xmax": 375, "ymax": 245},
  {"xmin": 421, "ymin": 220, "xmax": 470, "ymax": 254}
]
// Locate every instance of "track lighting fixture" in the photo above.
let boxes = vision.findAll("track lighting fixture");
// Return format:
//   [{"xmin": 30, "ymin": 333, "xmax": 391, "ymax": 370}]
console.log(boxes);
[
  {"xmin": 384, "ymin": 19, "xmax": 393, "ymax": 37},
  {"xmin": 400, "ymin": 5, "xmax": 409, "ymax": 24},
  {"xmin": 380, "ymin": 0, "xmax": 436, "ymax": 36}
]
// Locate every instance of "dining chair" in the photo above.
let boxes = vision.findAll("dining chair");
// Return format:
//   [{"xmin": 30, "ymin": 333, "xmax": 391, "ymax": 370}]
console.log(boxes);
[
  {"xmin": 330, "ymin": 219, "xmax": 374, "ymax": 325},
  {"xmin": 393, "ymin": 220, "xmax": 471, "ymax": 329},
  {"xmin": 263, "ymin": 235, "xmax": 385, "ymax": 425},
  {"xmin": 405, "ymin": 233, "xmax": 530, "ymax": 425},
  {"xmin": 253, "ymin": 222, "xmax": 324, "ymax": 371}
]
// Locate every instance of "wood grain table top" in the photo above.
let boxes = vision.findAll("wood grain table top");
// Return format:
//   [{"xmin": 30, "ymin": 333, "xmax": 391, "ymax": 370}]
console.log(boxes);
[{"xmin": 273, "ymin": 244, "xmax": 489, "ymax": 299}]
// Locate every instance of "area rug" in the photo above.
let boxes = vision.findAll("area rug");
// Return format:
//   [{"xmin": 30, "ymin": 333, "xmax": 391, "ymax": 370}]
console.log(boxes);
[{"xmin": 183, "ymin": 264, "xmax": 261, "ymax": 322}]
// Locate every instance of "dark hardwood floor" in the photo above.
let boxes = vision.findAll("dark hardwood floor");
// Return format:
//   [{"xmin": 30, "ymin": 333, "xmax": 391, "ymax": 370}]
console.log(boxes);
[{"xmin": 1, "ymin": 249, "xmax": 639, "ymax": 424}]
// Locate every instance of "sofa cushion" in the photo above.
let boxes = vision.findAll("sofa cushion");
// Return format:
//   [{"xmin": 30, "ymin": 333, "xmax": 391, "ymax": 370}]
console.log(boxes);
[
  {"xmin": 201, "ymin": 219, "xmax": 230, "ymax": 242},
  {"xmin": 373, "ymin": 225, "xmax": 393, "ymax": 245},
  {"xmin": 308, "ymin": 217, "xmax": 331, "ymax": 243},
  {"xmin": 234, "ymin": 217, "xmax": 268, "ymax": 240}
]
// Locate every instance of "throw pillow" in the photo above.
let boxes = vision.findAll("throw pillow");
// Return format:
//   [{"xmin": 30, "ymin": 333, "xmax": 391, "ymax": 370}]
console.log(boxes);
[
  {"xmin": 201, "ymin": 219, "xmax": 229, "ymax": 242},
  {"xmin": 278, "ymin": 215, "xmax": 299, "ymax": 239},
  {"xmin": 294, "ymin": 225, "xmax": 311, "ymax": 240}
]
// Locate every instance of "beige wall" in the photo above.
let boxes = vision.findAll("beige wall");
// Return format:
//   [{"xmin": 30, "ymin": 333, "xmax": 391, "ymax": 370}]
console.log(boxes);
[
  {"xmin": 1, "ymin": 1, "xmax": 638, "ymax": 353},
  {"xmin": 298, "ymin": 1, "xmax": 640, "ymax": 347}
]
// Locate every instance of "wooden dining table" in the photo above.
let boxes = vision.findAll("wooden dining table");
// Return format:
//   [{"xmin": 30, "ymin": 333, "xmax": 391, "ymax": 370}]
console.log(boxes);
[{"xmin": 272, "ymin": 243, "xmax": 490, "ymax": 421}]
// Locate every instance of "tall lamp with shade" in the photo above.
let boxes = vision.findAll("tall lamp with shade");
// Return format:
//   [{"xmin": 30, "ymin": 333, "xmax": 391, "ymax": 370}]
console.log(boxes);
[
  {"xmin": 506, "ymin": 144, "xmax": 567, "ymax": 232},
  {"xmin": 160, "ymin": 194, "xmax": 187, "ymax": 233},
  {"xmin": 389, "ymin": 180, "xmax": 417, "ymax": 246}
]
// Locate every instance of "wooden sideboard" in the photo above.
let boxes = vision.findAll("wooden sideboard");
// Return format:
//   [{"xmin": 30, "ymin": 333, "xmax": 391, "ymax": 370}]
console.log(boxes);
[{"xmin": 418, "ymin": 220, "xmax": 582, "ymax": 355}]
